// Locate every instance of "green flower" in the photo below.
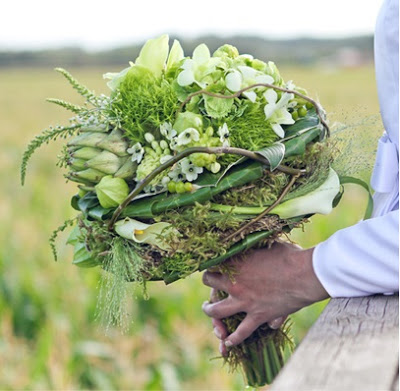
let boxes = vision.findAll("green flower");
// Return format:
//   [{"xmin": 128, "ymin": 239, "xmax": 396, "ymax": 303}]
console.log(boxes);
[{"xmin": 95, "ymin": 175, "xmax": 129, "ymax": 208}]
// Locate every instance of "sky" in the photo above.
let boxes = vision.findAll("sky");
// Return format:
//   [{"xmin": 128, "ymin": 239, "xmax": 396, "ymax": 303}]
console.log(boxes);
[{"xmin": 2, "ymin": 0, "xmax": 383, "ymax": 51}]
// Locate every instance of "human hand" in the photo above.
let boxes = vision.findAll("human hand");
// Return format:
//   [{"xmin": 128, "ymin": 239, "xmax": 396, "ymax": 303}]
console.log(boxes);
[{"xmin": 202, "ymin": 242, "xmax": 329, "ymax": 355}]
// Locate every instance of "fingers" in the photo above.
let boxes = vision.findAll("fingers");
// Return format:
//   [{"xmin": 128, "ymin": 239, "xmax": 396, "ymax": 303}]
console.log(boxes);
[
  {"xmin": 212, "ymin": 317, "xmax": 228, "ymax": 340},
  {"xmin": 268, "ymin": 316, "xmax": 287, "ymax": 330},
  {"xmin": 202, "ymin": 296, "xmax": 242, "ymax": 319},
  {"xmin": 202, "ymin": 271, "xmax": 231, "ymax": 291},
  {"xmin": 224, "ymin": 315, "xmax": 262, "ymax": 347}
]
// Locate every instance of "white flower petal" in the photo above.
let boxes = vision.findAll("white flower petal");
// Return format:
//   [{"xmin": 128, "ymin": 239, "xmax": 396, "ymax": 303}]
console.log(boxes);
[
  {"xmin": 280, "ymin": 110, "xmax": 296, "ymax": 125},
  {"xmin": 264, "ymin": 103, "xmax": 276, "ymax": 120},
  {"xmin": 225, "ymin": 70, "xmax": 242, "ymax": 92},
  {"xmin": 264, "ymin": 88, "xmax": 278, "ymax": 104},
  {"xmin": 255, "ymin": 74, "xmax": 274, "ymax": 85},
  {"xmin": 243, "ymin": 91, "xmax": 257, "ymax": 103},
  {"xmin": 238, "ymin": 65, "xmax": 257, "ymax": 80},
  {"xmin": 271, "ymin": 123, "xmax": 285, "ymax": 138},
  {"xmin": 177, "ymin": 69, "xmax": 196, "ymax": 86}
]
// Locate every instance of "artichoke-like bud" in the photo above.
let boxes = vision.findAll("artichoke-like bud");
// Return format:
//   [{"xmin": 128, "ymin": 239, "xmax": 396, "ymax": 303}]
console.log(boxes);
[
  {"xmin": 95, "ymin": 175, "xmax": 129, "ymax": 208},
  {"xmin": 66, "ymin": 127, "xmax": 137, "ymax": 185},
  {"xmin": 213, "ymin": 44, "xmax": 239, "ymax": 59}
]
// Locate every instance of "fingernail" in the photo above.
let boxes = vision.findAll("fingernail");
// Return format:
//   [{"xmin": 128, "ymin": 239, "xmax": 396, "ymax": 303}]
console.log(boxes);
[
  {"xmin": 224, "ymin": 340, "xmax": 233, "ymax": 348},
  {"xmin": 219, "ymin": 343, "xmax": 224, "ymax": 355},
  {"xmin": 213, "ymin": 327, "xmax": 222, "ymax": 339},
  {"xmin": 268, "ymin": 319, "xmax": 281, "ymax": 329}
]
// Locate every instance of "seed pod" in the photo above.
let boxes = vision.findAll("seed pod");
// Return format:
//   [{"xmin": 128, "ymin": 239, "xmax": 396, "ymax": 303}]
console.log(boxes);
[
  {"xmin": 114, "ymin": 157, "xmax": 137, "ymax": 180},
  {"xmin": 85, "ymin": 150, "xmax": 124, "ymax": 175},
  {"xmin": 70, "ymin": 146, "xmax": 102, "ymax": 160},
  {"xmin": 70, "ymin": 168, "xmax": 106, "ymax": 183},
  {"xmin": 96, "ymin": 128, "xmax": 129, "ymax": 157},
  {"xmin": 67, "ymin": 132, "xmax": 106, "ymax": 148},
  {"xmin": 79, "ymin": 124, "xmax": 109, "ymax": 133}
]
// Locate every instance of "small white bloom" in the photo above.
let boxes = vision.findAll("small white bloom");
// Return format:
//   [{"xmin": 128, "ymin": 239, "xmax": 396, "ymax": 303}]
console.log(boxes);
[
  {"xmin": 176, "ymin": 128, "xmax": 200, "ymax": 146},
  {"xmin": 160, "ymin": 154, "xmax": 173, "ymax": 164},
  {"xmin": 161, "ymin": 176, "xmax": 171, "ymax": 186},
  {"xmin": 168, "ymin": 166, "xmax": 185, "ymax": 182},
  {"xmin": 217, "ymin": 123, "xmax": 230, "ymax": 146},
  {"xmin": 263, "ymin": 89, "xmax": 295, "ymax": 138},
  {"xmin": 160, "ymin": 122, "xmax": 177, "ymax": 140},
  {"xmin": 127, "ymin": 142, "xmax": 145, "ymax": 163},
  {"xmin": 180, "ymin": 158, "xmax": 203, "ymax": 182}
]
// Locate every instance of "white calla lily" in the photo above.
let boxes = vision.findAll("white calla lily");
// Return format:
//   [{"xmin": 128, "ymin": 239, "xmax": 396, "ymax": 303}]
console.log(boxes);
[
  {"xmin": 114, "ymin": 218, "xmax": 177, "ymax": 251},
  {"xmin": 271, "ymin": 168, "xmax": 341, "ymax": 218}
]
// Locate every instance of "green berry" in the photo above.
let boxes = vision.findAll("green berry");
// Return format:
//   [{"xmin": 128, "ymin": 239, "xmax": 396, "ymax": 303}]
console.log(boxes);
[
  {"xmin": 168, "ymin": 181, "xmax": 177, "ymax": 193},
  {"xmin": 291, "ymin": 110, "xmax": 299, "ymax": 121},
  {"xmin": 184, "ymin": 182, "xmax": 193, "ymax": 192},
  {"xmin": 298, "ymin": 106, "xmax": 307, "ymax": 117},
  {"xmin": 306, "ymin": 101, "xmax": 314, "ymax": 109},
  {"xmin": 176, "ymin": 181, "xmax": 186, "ymax": 194}
]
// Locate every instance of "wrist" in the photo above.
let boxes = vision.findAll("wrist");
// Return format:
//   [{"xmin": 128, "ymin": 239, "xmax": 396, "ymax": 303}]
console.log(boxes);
[{"xmin": 289, "ymin": 246, "xmax": 330, "ymax": 307}]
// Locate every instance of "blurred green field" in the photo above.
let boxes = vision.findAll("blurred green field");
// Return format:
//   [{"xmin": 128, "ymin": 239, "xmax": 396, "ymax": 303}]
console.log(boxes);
[{"xmin": 0, "ymin": 65, "xmax": 382, "ymax": 390}]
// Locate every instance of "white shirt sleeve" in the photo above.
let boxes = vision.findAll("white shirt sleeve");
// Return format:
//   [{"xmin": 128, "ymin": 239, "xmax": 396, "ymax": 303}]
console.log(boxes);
[
  {"xmin": 313, "ymin": 210, "xmax": 399, "ymax": 297},
  {"xmin": 312, "ymin": 0, "xmax": 399, "ymax": 298}
]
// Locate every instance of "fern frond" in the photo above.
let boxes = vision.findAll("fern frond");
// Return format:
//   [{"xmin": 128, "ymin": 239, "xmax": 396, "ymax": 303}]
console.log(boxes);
[
  {"xmin": 49, "ymin": 218, "xmax": 77, "ymax": 261},
  {"xmin": 46, "ymin": 98, "xmax": 83, "ymax": 114},
  {"xmin": 21, "ymin": 124, "xmax": 82, "ymax": 185},
  {"xmin": 54, "ymin": 68, "xmax": 96, "ymax": 101}
]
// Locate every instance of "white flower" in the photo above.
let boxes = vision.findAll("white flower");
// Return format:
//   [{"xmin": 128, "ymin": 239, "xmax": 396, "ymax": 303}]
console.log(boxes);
[
  {"xmin": 161, "ymin": 176, "xmax": 171, "ymax": 186},
  {"xmin": 180, "ymin": 158, "xmax": 203, "ymax": 182},
  {"xmin": 168, "ymin": 166, "xmax": 185, "ymax": 182},
  {"xmin": 263, "ymin": 89, "xmax": 295, "ymax": 138},
  {"xmin": 226, "ymin": 66, "xmax": 274, "ymax": 103},
  {"xmin": 177, "ymin": 44, "xmax": 221, "ymax": 88},
  {"xmin": 127, "ymin": 142, "xmax": 145, "ymax": 163},
  {"xmin": 176, "ymin": 128, "xmax": 200, "ymax": 146},
  {"xmin": 160, "ymin": 122, "xmax": 177, "ymax": 140},
  {"xmin": 217, "ymin": 123, "xmax": 230, "ymax": 146}
]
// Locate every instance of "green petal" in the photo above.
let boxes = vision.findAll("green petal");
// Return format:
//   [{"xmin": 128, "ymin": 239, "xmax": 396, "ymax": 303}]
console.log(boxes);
[
  {"xmin": 193, "ymin": 43, "xmax": 211, "ymax": 64},
  {"xmin": 135, "ymin": 34, "xmax": 169, "ymax": 78},
  {"xmin": 166, "ymin": 39, "xmax": 184, "ymax": 71}
]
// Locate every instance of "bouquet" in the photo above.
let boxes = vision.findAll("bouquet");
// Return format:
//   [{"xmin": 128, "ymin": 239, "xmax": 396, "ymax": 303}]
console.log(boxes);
[{"xmin": 21, "ymin": 35, "xmax": 371, "ymax": 387}]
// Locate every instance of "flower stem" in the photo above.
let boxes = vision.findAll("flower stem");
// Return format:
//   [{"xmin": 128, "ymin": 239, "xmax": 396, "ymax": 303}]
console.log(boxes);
[{"xmin": 108, "ymin": 147, "xmax": 304, "ymax": 230}]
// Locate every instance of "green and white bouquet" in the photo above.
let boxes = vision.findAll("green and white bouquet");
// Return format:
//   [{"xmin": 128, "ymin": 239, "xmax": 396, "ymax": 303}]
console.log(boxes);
[{"xmin": 21, "ymin": 35, "xmax": 370, "ymax": 387}]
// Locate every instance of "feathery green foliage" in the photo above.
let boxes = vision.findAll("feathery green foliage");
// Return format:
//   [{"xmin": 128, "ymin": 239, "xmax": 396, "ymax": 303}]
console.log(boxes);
[
  {"xmin": 21, "ymin": 124, "xmax": 82, "ymax": 185},
  {"xmin": 46, "ymin": 98, "xmax": 83, "ymax": 114},
  {"xmin": 49, "ymin": 218, "xmax": 77, "ymax": 261},
  {"xmin": 54, "ymin": 67, "xmax": 97, "ymax": 101}
]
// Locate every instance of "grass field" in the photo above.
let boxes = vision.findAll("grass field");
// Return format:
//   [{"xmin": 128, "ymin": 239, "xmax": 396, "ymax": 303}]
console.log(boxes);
[{"xmin": 0, "ymin": 64, "xmax": 382, "ymax": 390}]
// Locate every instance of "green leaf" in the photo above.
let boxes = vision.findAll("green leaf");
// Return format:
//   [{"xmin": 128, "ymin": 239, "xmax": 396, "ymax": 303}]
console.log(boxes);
[
  {"xmin": 72, "ymin": 242, "xmax": 101, "ymax": 268},
  {"xmin": 339, "ymin": 176, "xmax": 373, "ymax": 219},
  {"xmin": 283, "ymin": 127, "xmax": 321, "ymax": 157},
  {"xmin": 283, "ymin": 108, "xmax": 320, "ymax": 137},
  {"xmin": 255, "ymin": 143, "xmax": 285, "ymax": 171}
]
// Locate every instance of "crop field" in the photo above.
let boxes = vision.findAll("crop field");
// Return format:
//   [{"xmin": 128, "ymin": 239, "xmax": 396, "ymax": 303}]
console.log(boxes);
[{"xmin": 0, "ymin": 64, "xmax": 382, "ymax": 390}]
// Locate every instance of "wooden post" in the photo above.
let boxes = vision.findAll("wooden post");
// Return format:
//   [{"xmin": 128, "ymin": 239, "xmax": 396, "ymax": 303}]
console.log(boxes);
[{"xmin": 271, "ymin": 295, "xmax": 399, "ymax": 391}]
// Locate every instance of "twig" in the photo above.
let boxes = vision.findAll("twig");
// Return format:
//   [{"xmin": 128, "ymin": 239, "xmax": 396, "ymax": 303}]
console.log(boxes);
[
  {"xmin": 177, "ymin": 83, "xmax": 330, "ymax": 137},
  {"xmin": 108, "ymin": 147, "xmax": 305, "ymax": 230},
  {"xmin": 223, "ymin": 173, "xmax": 300, "ymax": 243}
]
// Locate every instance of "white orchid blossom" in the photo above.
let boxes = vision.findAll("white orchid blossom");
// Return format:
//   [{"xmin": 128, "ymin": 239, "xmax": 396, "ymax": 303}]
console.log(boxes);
[
  {"xmin": 263, "ymin": 89, "xmax": 295, "ymax": 138},
  {"xmin": 177, "ymin": 44, "xmax": 221, "ymax": 88},
  {"xmin": 226, "ymin": 66, "xmax": 274, "ymax": 103},
  {"xmin": 160, "ymin": 122, "xmax": 177, "ymax": 140},
  {"xmin": 176, "ymin": 128, "xmax": 200, "ymax": 146},
  {"xmin": 114, "ymin": 217, "xmax": 177, "ymax": 251},
  {"xmin": 217, "ymin": 123, "xmax": 230, "ymax": 147},
  {"xmin": 127, "ymin": 142, "xmax": 145, "ymax": 163},
  {"xmin": 180, "ymin": 158, "xmax": 203, "ymax": 182}
]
